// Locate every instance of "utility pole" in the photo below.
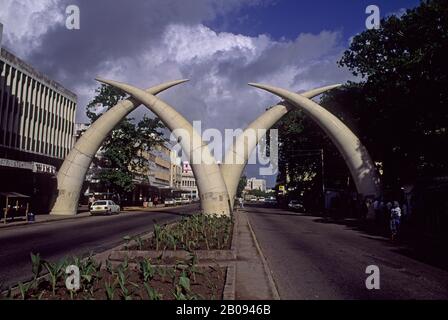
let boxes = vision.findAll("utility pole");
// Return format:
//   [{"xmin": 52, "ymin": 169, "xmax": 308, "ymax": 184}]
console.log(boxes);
[
  {"xmin": 0, "ymin": 22, "xmax": 3, "ymax": 52},
  {"xmin": 320, "ymin": 148, "xmax": 326, "ymax": 212}
]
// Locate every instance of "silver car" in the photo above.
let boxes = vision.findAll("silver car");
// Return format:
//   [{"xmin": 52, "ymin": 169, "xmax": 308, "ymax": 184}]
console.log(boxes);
[{"xmin": 90, "ymin": 200, "xmax": 120, "ymax": 215}]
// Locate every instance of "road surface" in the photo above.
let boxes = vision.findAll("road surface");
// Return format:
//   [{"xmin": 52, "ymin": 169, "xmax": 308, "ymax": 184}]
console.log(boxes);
[
  {"xmin": 0, "ymin": 204, "xmax": 198, "ymax": 289},
  {"xmin": 246, "ymin": 205, "xmax": 448, "ymax": 299}
]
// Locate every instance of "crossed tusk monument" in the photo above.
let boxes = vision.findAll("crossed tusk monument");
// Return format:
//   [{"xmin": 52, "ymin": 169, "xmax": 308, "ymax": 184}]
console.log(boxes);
[{"xmin": 50, "ymin": 79, "xmax": 381, "ymax": 217}]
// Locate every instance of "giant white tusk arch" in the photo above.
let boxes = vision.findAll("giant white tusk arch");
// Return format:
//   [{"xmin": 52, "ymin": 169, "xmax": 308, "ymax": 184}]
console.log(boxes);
[
  {"xmin": 221, "ymin": 84, "xmax": 342, "ymax": 208},
  {"xmin": 50, "ymin": 80, "xmax": 188, "ymax": 216},
  {"xmin": 95, "ymin": 78, "xmax": 231, "ymax": 216},
  {"xmin": 248, "ymin": 83, "xmax": 381, "ymax": 199}
]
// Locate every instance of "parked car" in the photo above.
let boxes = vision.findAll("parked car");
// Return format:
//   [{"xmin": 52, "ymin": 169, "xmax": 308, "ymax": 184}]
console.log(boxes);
[
  {"xmin": 164, "ymin": 198, "xmax": 175, "ymax": 206},
  {"xmin": 181, "ymin": 198, "xmax": 191, "ymax": 205},
  {"xmin": 288, "ymin": 200, "xmax": 305, "ymax": 212},
  {"xmin": 90, "ymin": 200, "xmax": 120, "ymax": 215},
  {"xmin": 175, "ymin": 198, "xmax": 183, "ymax": 205},
  {"xmin": 258, "ymin": 197, "xmax": 266, "ymax": 202},
  {"xmin": 266, "ymin": 197, "xmax": 278, "ymax": 207}
]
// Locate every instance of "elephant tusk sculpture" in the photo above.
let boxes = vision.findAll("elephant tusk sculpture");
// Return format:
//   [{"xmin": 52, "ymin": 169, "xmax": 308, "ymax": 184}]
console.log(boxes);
[
  {"xmin": 221, "ymin": 84, "xmax": 342, "ymax": 208},
  {"xmin": 50, "ymin": 80, "xmax": 188, "ymax": 216},
  {"xmin": 51, "ymin": 77, "xmax": 379, "ymax": 217},
  {"xmin": 248, "ymin": 83, "xmax": 381, "ymax": 199},
  {"xmin": 95, "ymin": 78, "xmax": 231, "ymax": 216}
]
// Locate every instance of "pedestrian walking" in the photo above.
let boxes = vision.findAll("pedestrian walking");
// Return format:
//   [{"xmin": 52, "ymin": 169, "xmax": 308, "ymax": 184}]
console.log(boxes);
[
  {"xmin": 88, "ymin": 195, "xmax": 96, "ymax": 210},
  {"xmin": 390, "ymin": 201, "xmax": 402, "ymax": 240},
  {"xmin": 239, "ymin": 197, "xmax": 244, "ymax": 209}
]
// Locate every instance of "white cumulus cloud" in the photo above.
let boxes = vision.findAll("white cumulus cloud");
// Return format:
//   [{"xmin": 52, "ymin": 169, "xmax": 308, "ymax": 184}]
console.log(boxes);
[{"xmin": 0, "ymin": 0, "xmax": 65, "ymax": 56}]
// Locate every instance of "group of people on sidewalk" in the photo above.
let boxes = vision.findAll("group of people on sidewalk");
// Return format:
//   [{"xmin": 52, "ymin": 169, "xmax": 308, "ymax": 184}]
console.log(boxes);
[{"xmin": 370, "ymin": 199, "xmax": 406, "ymax": 240}]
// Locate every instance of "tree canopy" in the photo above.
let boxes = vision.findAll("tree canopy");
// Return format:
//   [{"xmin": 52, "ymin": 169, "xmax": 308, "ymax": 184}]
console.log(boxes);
[
  {"xmin": 275, "ymin": 0, "xmax": 448, "ymax": 207},
  {"xmin": 85, "ymin": 84, "xmax": 166, "ymax": 196}
]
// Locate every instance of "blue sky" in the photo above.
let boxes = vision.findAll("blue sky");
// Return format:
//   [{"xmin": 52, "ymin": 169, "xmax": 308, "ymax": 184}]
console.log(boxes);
[
  {"xmin": 0, "ymin": 0, "xmax": 423, "ymax": 187},
  {"xmin": 211, "ymin": 0, "xmax": 421, "ymax": 40}
]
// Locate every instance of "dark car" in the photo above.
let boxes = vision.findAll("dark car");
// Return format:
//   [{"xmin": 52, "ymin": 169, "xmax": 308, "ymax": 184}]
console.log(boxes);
[{"xmin": 288, "ymin": 200, "xmax": 305, "ymax": 212}]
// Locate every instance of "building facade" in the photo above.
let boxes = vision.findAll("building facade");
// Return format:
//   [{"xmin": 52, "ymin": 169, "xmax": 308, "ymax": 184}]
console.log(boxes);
[
  {"xmin": 181, "ymin": 161, "xmax": 199, "ymax": 200},
  {"xmin": 170, "ymin": 150, "xmax": 182, "ymax": 191},
  {"xmin": 81, "ymin": 136, "xmax": 177, "ymax": 206},
  {"xmin": 246, "ymin": 177, "xmax": 267, "ymax": 192},
  {"xmin": 0, "ymin": 40, "xmax": 77, "ymax": 213}
]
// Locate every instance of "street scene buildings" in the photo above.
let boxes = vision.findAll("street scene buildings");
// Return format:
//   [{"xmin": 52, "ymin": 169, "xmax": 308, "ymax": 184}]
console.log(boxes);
[
  {"xmin": 0, "ymin": 38, "xmax": 77, "ymax": 215},
  {"xmin": 0, "ymin": 0, "xmax": 447, "ymax": 304}
]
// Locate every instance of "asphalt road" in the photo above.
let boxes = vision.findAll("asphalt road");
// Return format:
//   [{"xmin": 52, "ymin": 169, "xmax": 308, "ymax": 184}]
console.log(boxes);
[
  {"xmin": 0, "ymin": 204, "xmax": 198, "ymax": 289},
  {"xmin": 246, "ymin": 205, "xmax": 448, "ymax": 299}
]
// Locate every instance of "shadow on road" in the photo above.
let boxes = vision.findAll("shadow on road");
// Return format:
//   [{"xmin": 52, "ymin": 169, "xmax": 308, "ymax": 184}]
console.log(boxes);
[{"xmin": 247, "ymin": 204, "xmax": 448, "ymax": 272}]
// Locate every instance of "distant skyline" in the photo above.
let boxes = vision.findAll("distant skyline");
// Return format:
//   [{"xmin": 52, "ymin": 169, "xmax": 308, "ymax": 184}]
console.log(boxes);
[{"xmin": 0, "ymin": 0, "xmax": 422, "ymax": 187}]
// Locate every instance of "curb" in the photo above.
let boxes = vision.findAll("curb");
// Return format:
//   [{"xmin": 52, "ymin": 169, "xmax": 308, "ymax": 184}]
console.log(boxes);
[
  {"xmin": 245, "ymin": 212, "xmax": 281, "ymax": 300},
  {"xmin": 0, "ymin": 213, "xmax": 91, "ymax": 230},
  {"xmin": 223, "ymin": 263, "xmax": 236, "ymax": 300},
  {"xmin": 0, "ymin": 204, "xmax": 195, "ymax": 230}
]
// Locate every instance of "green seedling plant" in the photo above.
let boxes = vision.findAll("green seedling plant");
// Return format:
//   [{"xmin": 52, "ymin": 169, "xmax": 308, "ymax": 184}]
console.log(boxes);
[
  {"xmin": 186, "ymin": 253, "xmax": 201, "ymax": 282},
  {"xmin": 157, "ymin": 267, "xmax": 168, "ymax": 283},
  {"xmin": 143, "ymin": 283, "xmax": 162, "ymax": 300},
  {"xmin": 30, "ymin": 253, "xmax": 43, "ymax": 280},
  {"xmin": 44, "ymin": 258, "xmax": 66, "ymax": 296},
  {"xmin": 132, "ymin": 235, "xmax": 144, "ymax": 250},
  {"xmin": 173, "ymin": 270, "xmax": 198, "ymax": 300},
  {"xmin": 116, "ymin": 269, "xmax": 132, "ymax": 300},
  {"xmin": 105, "ymin": 258, "xmax": 114, "ymax": 275},
  {"xmin": 17, "ymin": 281, "xmax": 32, "ymax": 300},
  {"xmin": 104, "ymin": 281, "xmax": 116, "ymax": 300},
  {"xmin": 139, "ymin": 258, "xmax": 155, "ymax": 282},
  {"xmin": 153, "ymin": 223, "xmax": 162, "ymax": 251}
]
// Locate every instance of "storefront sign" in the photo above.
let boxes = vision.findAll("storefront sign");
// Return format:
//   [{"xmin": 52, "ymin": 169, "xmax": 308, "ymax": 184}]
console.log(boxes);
[
  {"xmin": 0, "ymin": 158, "xmax": 34, "ymax": 170},
  {"xmin": 0, "ymin": 158, "xmax": 56, "ymax": 174}
]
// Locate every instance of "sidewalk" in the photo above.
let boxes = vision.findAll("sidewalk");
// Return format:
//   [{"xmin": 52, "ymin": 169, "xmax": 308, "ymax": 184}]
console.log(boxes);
[
  {"xmin": 234, "ymin": 209, "xmax": 280, "ymax": 300},
  {"xmin": 0, "ymin": 203, "xmax": 195, "ymax": 229},
  {"xmin": 0, "ymin": 211, "xmax": 92, "ymax": 229}
]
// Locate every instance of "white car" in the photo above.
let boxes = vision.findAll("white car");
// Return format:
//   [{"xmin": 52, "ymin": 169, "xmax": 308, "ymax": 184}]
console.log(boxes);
[
  {"xmin": 164, "ymin": 198, "xmax": 175, "ymax": 206},
  {"xmin": 181, "ymin": 198, "xmax": 191, "ymax": 205},
  {"xmin": 90, "ymin": 200, "xmax": 120, "ymax": 215}
]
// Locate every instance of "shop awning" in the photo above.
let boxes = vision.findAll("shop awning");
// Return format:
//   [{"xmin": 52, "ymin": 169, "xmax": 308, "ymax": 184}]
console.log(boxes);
[{"xmin": 0, "ymin": 192, "xmax": 30, "ymax": 198}]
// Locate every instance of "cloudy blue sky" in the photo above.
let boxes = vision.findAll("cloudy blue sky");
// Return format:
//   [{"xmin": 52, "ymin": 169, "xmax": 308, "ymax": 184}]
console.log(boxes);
[{"xmin": 0, "ymin": 0, "xmax": 421, "ymax": 186}]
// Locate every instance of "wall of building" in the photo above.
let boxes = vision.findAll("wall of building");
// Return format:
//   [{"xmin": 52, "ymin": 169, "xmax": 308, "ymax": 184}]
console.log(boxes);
[
  {"xmin": 181, "ymin": 161, "xmax": 198, "ymax": 199},
  {"xmin": 0, "ymin": 46, "xmax": 77, "ymax": 214},
  {"xmin": 245, "ymin": 177, "xmax": 267, "ymax": 192},
  {"xmin": 0, "ymin": 49, "xmax": 76, "ymax": 159}
]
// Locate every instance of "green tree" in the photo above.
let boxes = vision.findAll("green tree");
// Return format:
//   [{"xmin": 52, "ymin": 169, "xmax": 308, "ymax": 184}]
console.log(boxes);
[
  {"xmin": 337, "ymin": 0, "xmax": 448, "ymax": 186},
  {"xmin": 237, "ymin": 176, "xmax": 247, "ymax": 198},
  {"xmin": 86, "ymin": 84, "xmax": 166, "ymax": 197},
  {"xmin": 276, "ymin": 0, "xmax": 448, "ymax": 206}
]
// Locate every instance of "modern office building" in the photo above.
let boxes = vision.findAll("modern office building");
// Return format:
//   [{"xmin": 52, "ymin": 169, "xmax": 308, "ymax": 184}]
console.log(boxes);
[{"xmin": 0, "ymin": 28, "xmax": 77, "ymax": 214}]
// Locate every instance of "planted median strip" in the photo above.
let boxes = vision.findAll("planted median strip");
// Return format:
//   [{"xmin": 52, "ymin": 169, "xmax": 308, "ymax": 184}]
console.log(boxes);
[{"xmin": 2, "ymin": 214, "xmax": 236, "ymax": 300}]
